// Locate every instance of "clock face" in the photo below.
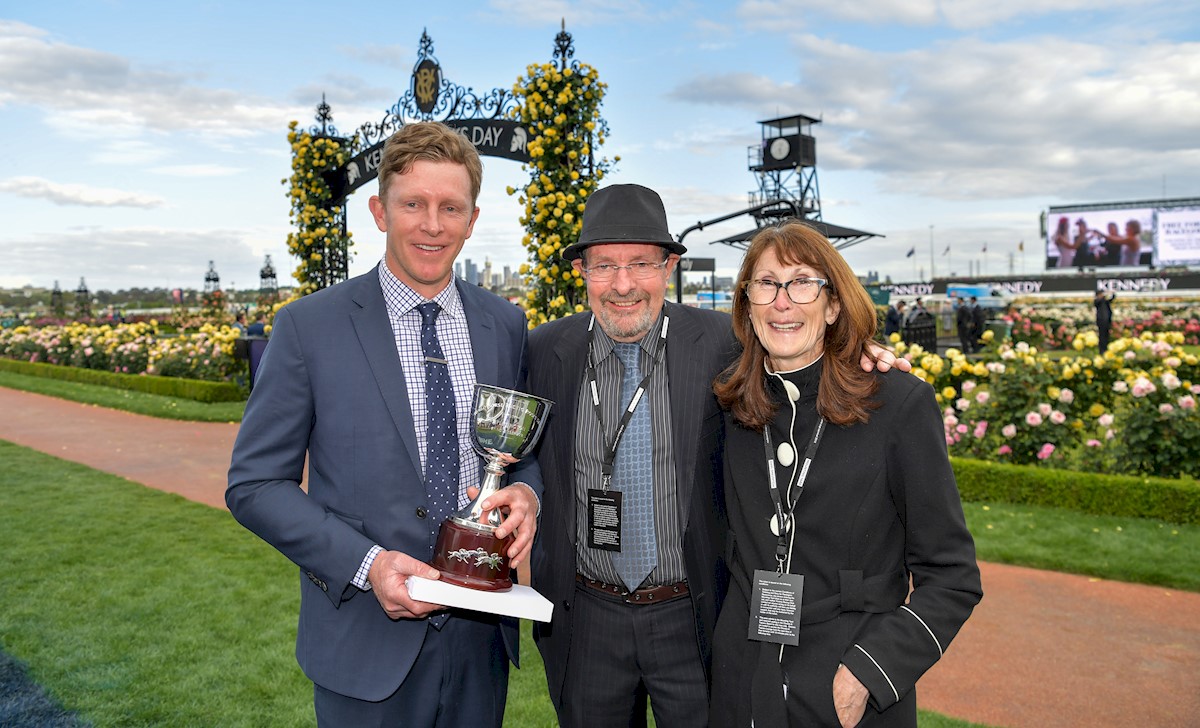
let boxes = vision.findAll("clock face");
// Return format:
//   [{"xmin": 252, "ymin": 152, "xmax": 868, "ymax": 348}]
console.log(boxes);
[{"xmin": 769, "ymin": 137, "xmax": 791, "ymax": 160}]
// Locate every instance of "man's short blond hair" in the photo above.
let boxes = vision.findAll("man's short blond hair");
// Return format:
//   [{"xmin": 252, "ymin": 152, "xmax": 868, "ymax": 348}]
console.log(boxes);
[{"xmin": 377, "ymin": 122, "xmax": 483, "ymax": 204}]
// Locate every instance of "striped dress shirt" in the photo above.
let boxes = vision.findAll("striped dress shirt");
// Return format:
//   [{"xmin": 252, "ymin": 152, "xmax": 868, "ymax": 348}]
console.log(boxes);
[{"xmin": 575, "ymin": 312, "xmax": 685, "ymax": 588}]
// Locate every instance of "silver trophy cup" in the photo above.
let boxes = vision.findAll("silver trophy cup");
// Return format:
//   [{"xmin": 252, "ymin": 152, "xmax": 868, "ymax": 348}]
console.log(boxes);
[{"xmin": 431, "ymin": 384, "xmax": 553, "ymax": 591}]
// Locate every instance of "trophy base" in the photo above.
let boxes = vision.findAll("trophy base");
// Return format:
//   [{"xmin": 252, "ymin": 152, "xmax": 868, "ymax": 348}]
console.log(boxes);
[{"xmin": 430, "ymin": 518, "xmax": 514, "ymax": 592}]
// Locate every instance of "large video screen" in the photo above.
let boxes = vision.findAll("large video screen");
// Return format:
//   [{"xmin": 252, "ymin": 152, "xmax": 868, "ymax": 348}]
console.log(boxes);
[
  {"xmin": 1155, "ymin": 206, "xmax": 1200, "ymax": 266},
  {"xmin": 1044, "ymin": 207, "xmax": 1153, "ymax": 270}
]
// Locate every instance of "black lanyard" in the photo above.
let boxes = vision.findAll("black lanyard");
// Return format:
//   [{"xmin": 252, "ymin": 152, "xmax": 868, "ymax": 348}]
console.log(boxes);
[
  {"xmin": 584, "ymin": 314, "xmax": 669, "ymax": 489},
  {"xmin": 763, "ymin": 414, "xmax": 826, "ymax": 573}
]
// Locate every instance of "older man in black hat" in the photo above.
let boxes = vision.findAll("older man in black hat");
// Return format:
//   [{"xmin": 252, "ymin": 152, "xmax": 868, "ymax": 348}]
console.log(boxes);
[
  {"xmin": 525, "ymin": 183, "xmax": 734, "ymax": 727},
  {"xmin": 526, "ymin": 185, "xmax": 908, "ymax": 725}
]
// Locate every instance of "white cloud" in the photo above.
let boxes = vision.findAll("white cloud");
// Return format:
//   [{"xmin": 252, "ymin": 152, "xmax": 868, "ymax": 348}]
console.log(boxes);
[
  {"xmin": 668, "ymin": 33, "xmax": 1200, "ymax": 203},
  {"xmin": 649, "ymin": 124, "xmax": 756, "ymax": 156},
  {"xmin": 338, "ymin": 44, "xmax": 413, "ymax": 69},
  {"xmin": 0, "ymin": 21, "xmax": 303, "ymax": 138},
  {"xmin": 149, "ymin": 164, "xmax": 244, "ymax": 178},
  {"xmin": 291, "ymin": 75, "xmax": 401, "ymax": 109},
  {"xmin": 736, "ymin": 0, "xmax": 1144, "ymax": 31},
  {"xmin": 482, "ymin": 0, "xmax": 681, "ymax": 26},
  {"xmin": 669, "ymin": 72, "xmax": 800, "ymax": 107},
  {"xmin": 0, "ymin": 226, "xmax": 274, "ymax": 291},
  {"xmin": 0, "ymin": 177, "xmax": 165, "ymax": 208}
]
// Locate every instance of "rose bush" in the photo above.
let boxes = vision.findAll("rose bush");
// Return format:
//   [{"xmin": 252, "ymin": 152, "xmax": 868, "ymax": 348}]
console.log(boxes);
[
  {"xmin": 890, "ymin": 328, "xmax": 1200, "ymax": 478},
  {"xmin": 0, "ymin": 321, "xmax": 243, "ymax": 382},
  {"xmin": 1004, "ymin": 300, "xmax": 1200, "ymax": 350},
  {"xmin": 508, "ymin": 57, "xmax": 616, "ymax": 327},
  {"xmin": 283, "ymin": 120, "xmax": 354, "ymax": 296}
]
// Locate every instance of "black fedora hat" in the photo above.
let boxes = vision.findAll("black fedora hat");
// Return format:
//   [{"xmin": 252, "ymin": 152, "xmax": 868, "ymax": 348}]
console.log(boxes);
[{"xmin": 561, "ymin": 184, "xmax": 687, "ymax": 261}]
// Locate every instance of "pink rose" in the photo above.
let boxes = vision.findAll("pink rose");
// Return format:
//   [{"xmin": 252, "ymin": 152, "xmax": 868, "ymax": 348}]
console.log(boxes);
[
  {"xmin": 1037, "ymin": 443, "xmax": 1056, "ymax": 460},
  {"xmin": 1131, "ymin": 378, "xmax": 1156, "ymax": 398},
  {"xmin": 998, "ymin": 445, "xmax": 1012, "ymax": 455},
  {"xmin": 1002, "ymin": 424, "xmax": 1017, "ymax": 438},
  {"xmin": 1025, "ymin": 412, "xmax": 1043, "ymax": 426}
]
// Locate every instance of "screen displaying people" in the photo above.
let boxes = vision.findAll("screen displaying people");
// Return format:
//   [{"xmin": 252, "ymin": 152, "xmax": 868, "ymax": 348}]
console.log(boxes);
[{"xmin": 1044, "ymin": 208, "xmax": 1152, "ymax": 269}]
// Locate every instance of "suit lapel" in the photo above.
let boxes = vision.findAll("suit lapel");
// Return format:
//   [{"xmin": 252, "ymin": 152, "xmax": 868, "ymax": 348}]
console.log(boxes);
[
  {"xmin": 664, "ymin": 304, "xmax": 705, "ymax": 530},
  {"xmin": 458, "ymin": 280, "xmax": 498, "ymax": 388},
  {"xmin": 348, "ymin": 268, "xmax": 423, "ymax": 473},
  {"xmin": 552, "ymin": 315, "xmax": 591, "ymax": 546}
]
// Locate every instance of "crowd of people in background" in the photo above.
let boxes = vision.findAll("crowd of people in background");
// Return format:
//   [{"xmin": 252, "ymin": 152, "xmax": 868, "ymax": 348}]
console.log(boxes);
[
  {"xmin": 954, "ymin": 296, "xmax": 988, "ymax": 353},
  {"xmin": 885, "ymin": 295, "xmax": 991, "ymax": 354}
]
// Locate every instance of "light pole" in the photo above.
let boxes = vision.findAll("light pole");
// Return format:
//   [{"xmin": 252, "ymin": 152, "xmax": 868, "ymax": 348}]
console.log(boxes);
[{"xmin": 929, "ymin": 225, "xmax": 935, "ymax": 282}]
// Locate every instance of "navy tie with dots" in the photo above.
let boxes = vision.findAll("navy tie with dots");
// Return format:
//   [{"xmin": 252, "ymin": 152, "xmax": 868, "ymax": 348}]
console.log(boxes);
[
  {"xmin": 418, "ymin": 302, "xmax": 459, "ymax": 538},
  {"xmin": 611, "ymin": 342, "xmax": 657, "ymax": 592}
]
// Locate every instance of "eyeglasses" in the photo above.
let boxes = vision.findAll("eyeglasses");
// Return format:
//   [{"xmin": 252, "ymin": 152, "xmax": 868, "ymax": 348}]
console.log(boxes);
[
  {"xmin": 744, "ymin": 277, "xmax": 830, "ymax": 305},
  {"xmin": 583, "ymin": 260, "xmax": 669, "ymax": 282}
]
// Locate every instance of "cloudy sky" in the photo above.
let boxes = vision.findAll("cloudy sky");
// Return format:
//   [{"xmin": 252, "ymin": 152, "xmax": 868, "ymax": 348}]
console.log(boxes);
[{"xmin": 2, "ymin": 0, "xmax": 1198, "ymax": 293}]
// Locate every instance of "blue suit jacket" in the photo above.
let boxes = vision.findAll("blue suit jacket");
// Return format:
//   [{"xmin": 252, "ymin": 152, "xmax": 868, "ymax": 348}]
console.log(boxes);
[{"xmin": 227, "ymin": 267, "xmax": 542, "ymax": 701}]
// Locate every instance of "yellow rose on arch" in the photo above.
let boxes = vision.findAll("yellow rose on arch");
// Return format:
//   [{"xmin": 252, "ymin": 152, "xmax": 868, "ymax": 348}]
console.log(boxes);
[{"xmin": 507, "ymin": 48, "xmax": 616, "ymax": 324}]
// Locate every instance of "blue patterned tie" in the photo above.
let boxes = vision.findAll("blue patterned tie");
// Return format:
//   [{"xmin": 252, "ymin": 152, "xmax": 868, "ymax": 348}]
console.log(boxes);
[
  {"xmin": 611, "ymin": 342, "xmax": 657, "ymax": 591},
  {"xmin": 418, "ymin": 302, "xmax": 459, "ymax": 538}
]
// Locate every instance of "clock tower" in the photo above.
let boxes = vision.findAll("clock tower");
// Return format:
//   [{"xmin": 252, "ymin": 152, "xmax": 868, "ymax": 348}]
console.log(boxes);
[{"xmin": 748, "ymin": 113, "xmax": 822, "ymax": 225}]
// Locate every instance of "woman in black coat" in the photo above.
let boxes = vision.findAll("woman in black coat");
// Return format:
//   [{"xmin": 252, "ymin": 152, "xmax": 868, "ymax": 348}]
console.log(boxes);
[{"xmin": 711, "ymin": 222, "xmax": 982, "ymax": 727}]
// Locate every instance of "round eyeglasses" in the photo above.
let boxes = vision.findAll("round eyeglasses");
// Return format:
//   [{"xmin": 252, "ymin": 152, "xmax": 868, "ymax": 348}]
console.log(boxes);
[
  {"xmin": 582, "ymin": 260, "xmax": 669, "ymax": 282},
  {"xmin": 744, "ymin": 277, "xmax": 830, "ymax": 305}
]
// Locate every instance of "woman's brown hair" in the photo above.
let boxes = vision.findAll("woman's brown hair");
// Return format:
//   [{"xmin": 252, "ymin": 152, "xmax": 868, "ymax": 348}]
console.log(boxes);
[{"xmin": 714, "ymin": 222, "xmax": 881, "ymax": 429}]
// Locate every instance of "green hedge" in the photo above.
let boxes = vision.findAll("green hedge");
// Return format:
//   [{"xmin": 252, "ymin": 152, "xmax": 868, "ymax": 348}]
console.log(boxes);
[
  {"xmin": 0, "ymin": 358, "xmax": 245, "ymax": 403},
  {"xmin": 953, "ymin": 456, "xmax": 1200, "ymax": 525}
]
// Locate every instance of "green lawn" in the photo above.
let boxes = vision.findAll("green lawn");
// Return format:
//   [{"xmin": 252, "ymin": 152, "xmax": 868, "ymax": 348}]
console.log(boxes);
[
  {"xmin": 0, "ymin": 370, "xmax": 245, "ymax": 422},
  {"xmin": 963, "ymin": 501, "xmax": 1200, "ymax": 591}
]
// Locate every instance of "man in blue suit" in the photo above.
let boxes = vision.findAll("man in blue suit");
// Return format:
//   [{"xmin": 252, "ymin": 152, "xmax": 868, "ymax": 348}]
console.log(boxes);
[{"xmin": 227, "ymin": 121, "xmax": 542, "ymax": 727}]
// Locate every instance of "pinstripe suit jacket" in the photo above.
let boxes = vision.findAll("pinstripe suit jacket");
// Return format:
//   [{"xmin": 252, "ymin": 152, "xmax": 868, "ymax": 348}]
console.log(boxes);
[{"xmin": 527, "ymin": 302, "xmax": 738, "ymax": 709}]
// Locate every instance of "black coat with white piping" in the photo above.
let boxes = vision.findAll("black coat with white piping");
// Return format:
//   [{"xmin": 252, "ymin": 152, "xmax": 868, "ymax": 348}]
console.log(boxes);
[{"xmin": 711, "ymin": 360, "xmax": 982, "ymax": 727}]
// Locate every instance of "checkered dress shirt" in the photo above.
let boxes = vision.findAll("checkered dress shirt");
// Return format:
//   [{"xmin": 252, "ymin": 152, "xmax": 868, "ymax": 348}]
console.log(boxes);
[{"xmin": 351, "ymin": 263, "xmax": 480, "ymax": 590}]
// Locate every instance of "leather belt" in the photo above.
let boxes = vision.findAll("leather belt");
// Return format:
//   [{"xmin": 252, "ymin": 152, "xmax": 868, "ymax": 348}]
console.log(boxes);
[{"xmin": 576, "ymin": 574, "xmax": 689, "ymax": 605}]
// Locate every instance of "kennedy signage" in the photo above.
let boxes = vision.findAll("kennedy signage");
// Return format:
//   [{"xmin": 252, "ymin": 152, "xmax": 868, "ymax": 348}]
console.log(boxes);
[
  {"xmin": 884, "ymin": 272, "xmax": 1200, "ymax": 296},
  {"xmin": 882, "ymin": 283, "xmax": 935, "ymax": 297},
  {"xmin": 1096, "ymin": 276, "xmax": 1177, "ymax": 293}
]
